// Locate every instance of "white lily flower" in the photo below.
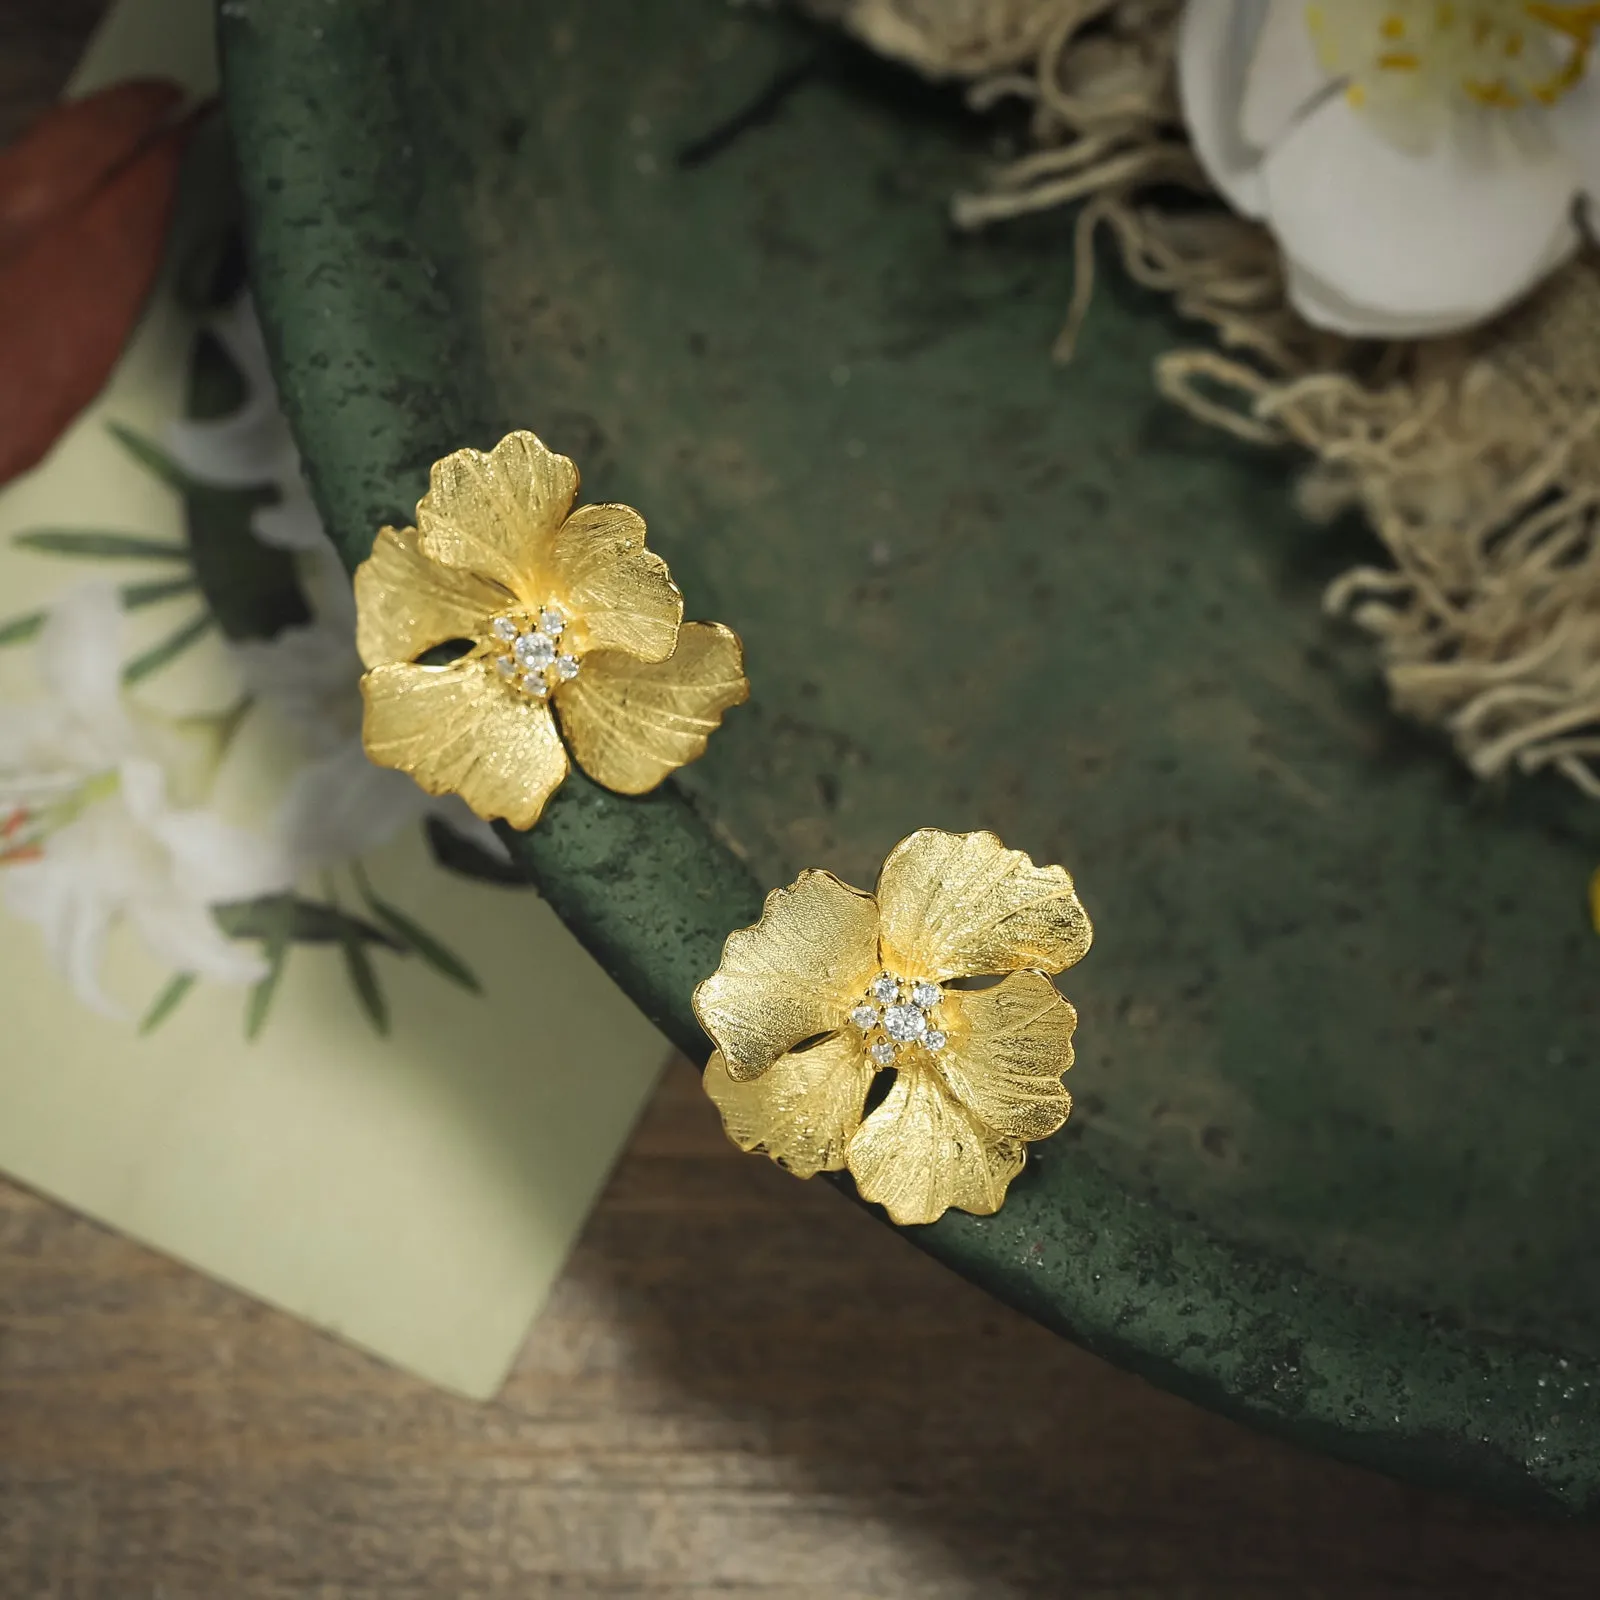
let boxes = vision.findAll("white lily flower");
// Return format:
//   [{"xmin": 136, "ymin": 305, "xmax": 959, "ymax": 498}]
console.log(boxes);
[
  {"xmin": 173, "ymin": 296, "xmax": 511, "ymax": 874},
  {"xmin": 167, "ymin": 293, "xmax": 324, "ymax": 552},
  {"xmin": 0, "ymin": 591, "xmax": 141, "ymax": 813},
  {"xmin": 1178, "ymin": 0, "xmax": 1600, "ymax": 335},
  {"xmin": 231, "ymin": 612, "xmax": 497, "ymax": 872},
  {"xmin": 0, "ymin": 583, "xmax": 292, "ymax": 1015}
]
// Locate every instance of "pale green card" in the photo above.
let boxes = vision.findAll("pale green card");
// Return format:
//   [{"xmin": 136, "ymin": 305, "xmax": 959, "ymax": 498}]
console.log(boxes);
[{"xmin": 0, "ymin": 0, "xmax": 668, "ymax": 1400}]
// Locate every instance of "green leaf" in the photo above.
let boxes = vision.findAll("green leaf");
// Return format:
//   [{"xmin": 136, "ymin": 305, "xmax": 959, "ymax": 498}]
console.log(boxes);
[
  {"xmin": 12, "ymin": 527, "xmax": 191, "ymax": 562},
  {"xmin": 121, "ymin": 576, "xmax": 199, "ymax": 608},
  {"xmin": 353, "ymin": 863, "xmax": 482, "ymax": 994},
  {"xmin": 244, "ymin": 897, "xmax": 295, "ymax": 1042},
  {"xmin": 424, "ymin": 816, "xmax": 534, "ymax": 889},
  {"xmin": 107, "ymin": 421, "xmax": 203, "ymax": 494},
  {"xmin": 338, "ymin": 922, "xmax": 390, "ymax": 1037},
  {"xmin": 245, "ymin": 952, "xmax": 286, "ymax": 1038},
  {"xmin": 0, "ymin": 577, "xmax": 200, "ymax": 655},
  {"xmin": 140, "ymin": 972, "xmax": 197, "ymax": 1035},
  {"xmin": 319, "ymin": 874, "xmax": 392, "ymax": 1039},
  {"xmin": 214, "ymin": 894, "xmax": 405, "ymax": 952},
  {"xmin": 0, "ymin": 611, "xmax": 43, "ymax": 648},
  {"xmin": 122, "ymin": 612, "xmax": 214, "ymax": 684}
]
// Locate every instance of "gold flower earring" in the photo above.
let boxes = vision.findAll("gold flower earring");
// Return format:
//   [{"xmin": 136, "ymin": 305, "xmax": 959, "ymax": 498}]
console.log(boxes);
[
  {"xmin": 353, "ymin": 430, "xmax": 748, "ymax": 828},
  {"xmin": 694, "ymin": 827, "xmax": 1092, "ymax": 1226}
]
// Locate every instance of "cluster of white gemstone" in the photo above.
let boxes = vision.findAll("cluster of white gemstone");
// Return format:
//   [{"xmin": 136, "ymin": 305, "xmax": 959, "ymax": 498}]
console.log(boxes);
[
  {"xmin": 490, "ymin": 605, "xmax": 579, "ymax": 700},
  {"xmin": 850, "ymin": 972, "xmax": 946, "ymax": 1067}
]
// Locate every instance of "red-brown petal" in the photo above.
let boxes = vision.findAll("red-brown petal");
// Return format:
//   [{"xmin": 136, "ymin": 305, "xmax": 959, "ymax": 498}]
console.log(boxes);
[
  {"xmin": 0, "ymin": 80, "xmax": 185, "ymax": 262},
  {"xmin": 0, "ymin": 109, "xmax": 195, "ymax": 487}
]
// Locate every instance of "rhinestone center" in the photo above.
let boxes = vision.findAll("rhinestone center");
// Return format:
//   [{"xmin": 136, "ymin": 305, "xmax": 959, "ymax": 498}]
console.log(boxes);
[
  {"xmin": 490, "ymin": 604, "xmax": 581, "ymax": 701},
  {"xmin": 850, "ymin": 972, "xmax": 947, "ymax": 1066}
]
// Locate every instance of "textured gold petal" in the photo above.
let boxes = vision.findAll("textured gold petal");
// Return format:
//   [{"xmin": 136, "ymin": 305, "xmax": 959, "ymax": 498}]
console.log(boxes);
[
  {"xmin": 703, "ymin": 1035, "xmax": 875, "ymax": 1179},
  {"xmin": 876, "ymin": 828, "xmax": 1093, "ymax": 982},
  {"xmin": 354, "ymin": 524, "xmax": 509, "ymax": 669},
  {"xmin": 846, "ymin": 1067, "xmax": 1026, "ymax": 1227},
  {"xmin": 556, "ymin": 622, "xmax": 748, "ymax": 795},
  {"xmin": 692, "ymin": 869, "xmax": 881, "ymax": 1082},
  {"xmin": 548, "ymin": 503, "xmax": 682, "ymax": 663},
  {"xmin": 416, "ymin": 430, "xmax": 579, "ymax": 595},
  {"xmin": 360, "ymin": 658, "xmax": 569, "ymax": 830},
  {"xmin": 936, "ymin": 970, "xmax": 1075, "ymax": 1141}
]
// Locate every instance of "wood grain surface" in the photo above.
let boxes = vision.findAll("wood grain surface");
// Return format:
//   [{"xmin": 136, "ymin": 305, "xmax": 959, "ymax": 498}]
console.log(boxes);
[
  {"xmin": 5, "ymin": 1065, "xmax": 1600, "ymax": 1598},
  {"xmin": 8, "ymin": 4, "xmax": 1600, "ymax": 1594}
]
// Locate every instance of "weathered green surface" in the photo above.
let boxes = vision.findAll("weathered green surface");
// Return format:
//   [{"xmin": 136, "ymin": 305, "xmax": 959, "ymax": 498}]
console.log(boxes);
[{"xmin": 222, "ymin": 0, "xmax": 1600, "ymax": 1508}]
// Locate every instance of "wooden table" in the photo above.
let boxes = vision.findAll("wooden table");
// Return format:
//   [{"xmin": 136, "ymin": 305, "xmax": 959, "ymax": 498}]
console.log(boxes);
[
  {"xmin": 6, "ymin": 1066, "xmax": 1600, "ymax": 1597},
  {"xmin": 8, "ymin": 5, "xmax": 1600, "ymax": 1593}
]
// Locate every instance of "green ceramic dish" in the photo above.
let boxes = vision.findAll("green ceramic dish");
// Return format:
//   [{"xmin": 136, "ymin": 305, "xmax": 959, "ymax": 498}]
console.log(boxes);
[{"xmin": 221, "ymin": 0, "xmax": 1600, "ymax": 1509}]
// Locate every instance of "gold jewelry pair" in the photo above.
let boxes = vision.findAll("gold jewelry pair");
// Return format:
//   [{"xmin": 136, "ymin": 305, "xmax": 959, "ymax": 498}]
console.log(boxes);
[{"xmin": 354, "ymin": 430, "xmax": 1093, "ymax": 1226}]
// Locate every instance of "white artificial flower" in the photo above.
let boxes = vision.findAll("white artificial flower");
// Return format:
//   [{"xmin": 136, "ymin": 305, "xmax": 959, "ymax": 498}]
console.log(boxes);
[
  {"xmin": 172, "ymin": 296, "xmax": 511, "ymax": 874},
  {"xmin": 167, "ymin": 293, "xmax": 324, "ymax": 551},
  {"xmin": 0, "ymin": 583, "xmax": 292, "ymax": 1015},
  {"xmin": 231, "ymin": 609, "xmax": 491, "ymax": 872},
  {"xmin": 1178, "ymin": 0, "xmax": 1600, "ymax": 335},
  {"xmin": 0, "ymin": 590, "xmax": 141, "ymax": 809}
]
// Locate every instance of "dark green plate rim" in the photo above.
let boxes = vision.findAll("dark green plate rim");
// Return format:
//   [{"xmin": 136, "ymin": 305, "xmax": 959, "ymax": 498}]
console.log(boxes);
[{"xmin": 217, "ymin": 1, "xmax": 1600, "ymax": 1513}]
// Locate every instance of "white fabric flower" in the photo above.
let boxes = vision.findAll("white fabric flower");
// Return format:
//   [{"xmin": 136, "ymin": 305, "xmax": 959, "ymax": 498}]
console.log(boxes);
[
  {"xmin": 172, "ymin": 296, "xmax": 511, "ymax": 873},
  {"xmin": 0, "ymin": 583, "xmax": 292, "ymax": 1015},
  {"xmin": 167, "ymin": 293, "xmax": 324, "ymax": 552},
  {"xmin": 0, "ymin": 592, "xmax": 142, "ymax": 813},
  {"xmin": 1179, "ymin": 0, "xmax": 1600, "ymax": 335},
  {"xmin": 231, "ymin": 610, "xmax": 499, "ymax": 872}
]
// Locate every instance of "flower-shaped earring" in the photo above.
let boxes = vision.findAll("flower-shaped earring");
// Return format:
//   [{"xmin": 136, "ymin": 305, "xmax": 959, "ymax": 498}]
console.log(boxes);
[
  {"xmin": 694, "ymin": 828, "xmax": 1092, "ymax": 1226},
  {"xmin": 354, "ymin": 430, "xmax": 748, "ymax": 828}
]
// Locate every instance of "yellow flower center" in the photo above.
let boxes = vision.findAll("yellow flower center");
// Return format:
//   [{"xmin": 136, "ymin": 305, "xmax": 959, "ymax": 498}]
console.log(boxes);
[
  {"xmin": 1306, "ymin": 0, "xmax": 1598, "ymax": 120},
  {"xmin": 850, "ymin": 972, "xmax": 949, "ymax": 1066},
  {"xmin": 487, "ymin": 603, "xmax": 581, "ymax": 702}
]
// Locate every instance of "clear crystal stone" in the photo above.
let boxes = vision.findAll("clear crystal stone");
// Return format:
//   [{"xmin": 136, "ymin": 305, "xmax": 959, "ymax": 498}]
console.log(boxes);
[
  {"xmin": 850, "ymin": 1005, "xmax": 879, "ymax": 1032},
  {"xmin": 515, "ymin": 632, "xmax": 557, "ymax": 668},
  {"xmin": 555, "ymin": 654, "xmax": 581, "ymax": 681},
  {"xmin": 520, "ymin": 673, "xmax": 550, "ymax": 698},
  {"xmin": 870, "ymin": 1041, "xmax": 896, "ymax": 1067},
  {"xmin": 911, "ymin": 981, "xmax": 941, "ymax": 1009},
  {"xmin": 494, "ymin": 655, "xmax": 517, "ymax": 679},
  {"xmin": 883, "ymin": 1003, "xmax": 927, "ymax": 1043},
  {"xmin": 492, "ymin": 617, "xmax": 520, "ymax": 641},
  {"xmin": 539, "ymin": 607, "xmax": 565, "ymax": 636},
  {"xmin": 870, "ymin": 975, "xmax": 900, "ymax": 1004},
  {"xmin": 923, "ymin": 1029, "xmax": 947, "ymax": 1052}
]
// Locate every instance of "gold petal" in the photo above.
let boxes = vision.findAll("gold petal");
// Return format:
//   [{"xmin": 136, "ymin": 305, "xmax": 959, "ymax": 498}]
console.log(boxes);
[
  {"xmin": 692, "ymin": 869, "xmax": 881, "ymax": 1082},
  {"xmin": 846, "ymin": 1066, "xmax": 1026, "ymax": 1226},
  {"xmin": 548, "ymin": 503, "xmax": 682, "ymax": 663},
  {"xmin": 935, "ymin": 971, "xmax": 1075, "ymax": 1141},
  {"xmin": 702, "ymin": 1035, "xmax": 875, "ymax": 1179},
  {"xmin": 556, "ymin": 622, "xmax": 749, "ymax": 795},
  {"xmin": 360, "ymin": 658, "xmax": 569, "ymax": 830},
  {"xmin": 876, "ymin": 828, "xmax": 1093, "ymax": 982},
  {"xmin": 354, "ymin": 524, "xmax": 509, "ymax": 669},
  {"xmin": 416, "ymin": 430, "xmax": 579, "ymax": 595}
]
